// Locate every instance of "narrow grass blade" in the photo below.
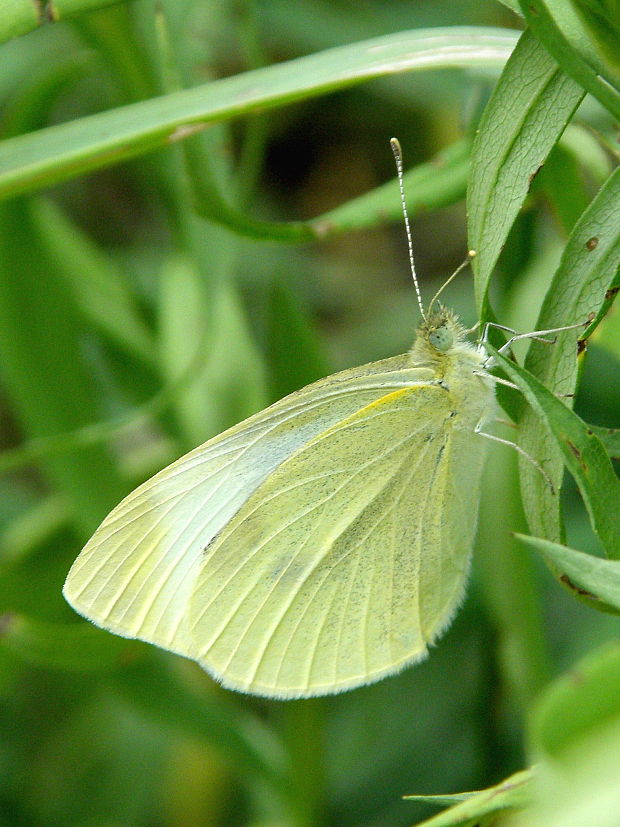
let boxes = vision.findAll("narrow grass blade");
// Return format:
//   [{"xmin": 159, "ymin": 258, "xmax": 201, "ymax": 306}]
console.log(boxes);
[
  {"xmin": 405, "ymin": 768, "xmax": 533, "ymax": 826},
  {"xmin": 0, "ymin": 28, "xmax": 518, "ymax": 202}
]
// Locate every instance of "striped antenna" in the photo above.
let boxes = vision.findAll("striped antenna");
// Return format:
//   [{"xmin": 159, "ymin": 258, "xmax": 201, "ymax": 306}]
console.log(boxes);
[{"xmin": 390, "ymin": 138, "xmax": 425, "ymax": 321}]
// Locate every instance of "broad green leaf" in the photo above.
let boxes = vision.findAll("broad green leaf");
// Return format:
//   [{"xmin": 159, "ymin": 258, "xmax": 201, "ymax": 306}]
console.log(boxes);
[
  {"xmin": 516, "ymin": 720, "xmax": 620, "ymax": 827},
  {"xmin": 0, "ymin": 615, "xmax": 132, "ymax": 670},
  {"xmin": 519, "ymin": 0, "xmax": 620, "ymax": 119},
  {"xmin": 518, "ymin": 164, "xmax": 620, "ymax": 541},
  {"xmin": 468, "ymin": 28, "xmax": 584, "ymax": 314},
  {"xmin": 519, "ymin": 643, "xmax": 620, "ymax": 827},
  {"xmin": 529, "ymin": 641, "xmax": 620, "ymax": 760},
  {"xmin": 0, "ymin": 28, "xmax": 519, "ymax": 203},
  {"xmin": 515, "ymin": 533, "xmax": 620, "ymax": 613},
  {"xmin": 404, "ymin": 768, "xmax": 534, "ymax": 826},
  {"xmin": 487, "ymin": 345, "xmax": 620, "ymax": 558}
]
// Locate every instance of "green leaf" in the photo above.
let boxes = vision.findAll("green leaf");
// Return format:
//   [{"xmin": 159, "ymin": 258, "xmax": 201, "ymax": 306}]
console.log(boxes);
[
  {"xmin": 521, "ymin": 643, "xmax": 620, "ymax": 827},
  {"xmin": 519, "ymin": 0, "xmax": 620, "ymax": 120},
  {"xmin": 589, "ymin": 425, "xmax": 620, "ymax": 457},
  {"xmin": 487, "ymin": 345, "xmax": 620, "ymax": 558},
  {"xmin": 468, "ymin": 28, "xmax": 584, "ymax": 315},
  {"xmin": 516, "ymin": 533, "xmax": 620, "ymax": 613},
  {"xmin": 529, "ymin": 641, "xmax": 620, "ymax": 761},
  {"xmin": 517, "ymin": 164, "xmax": 620, "ymax": 541},
  {"xmin": 571, "ymin": 0, "xmax": 620, "ymax": 81},
  {"xmin": 0, "ymin": 27, "xmax": 518, "ymax": 202},
  {"xmin": 404, "ymin": 768, "xmax": 534, "ymax": 826},
  {"xmin": 497, "ymin": 0, "xmax": 523, "ymax": 14}
]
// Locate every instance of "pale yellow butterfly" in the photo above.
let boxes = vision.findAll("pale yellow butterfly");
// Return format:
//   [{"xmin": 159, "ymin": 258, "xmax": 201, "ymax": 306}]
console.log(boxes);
[{"xmin": 63, "ymin": 140, "xmax": 498, "ymax": 699}]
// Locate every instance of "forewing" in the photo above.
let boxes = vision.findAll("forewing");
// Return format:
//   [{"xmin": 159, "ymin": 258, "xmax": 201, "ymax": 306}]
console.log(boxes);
[
  {"xmin": 63, "ymin": 355, "xmax": 431, "ymax": 656},
  {"xmin": 189, "ymin": 384, "xmax": 488, "ymax": 698}
]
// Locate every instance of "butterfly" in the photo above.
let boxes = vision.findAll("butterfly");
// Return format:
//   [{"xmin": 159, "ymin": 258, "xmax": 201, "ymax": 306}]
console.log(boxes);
[{"xmin": 64, "ymin": 140, "xmax": 501, "ymax": 699}]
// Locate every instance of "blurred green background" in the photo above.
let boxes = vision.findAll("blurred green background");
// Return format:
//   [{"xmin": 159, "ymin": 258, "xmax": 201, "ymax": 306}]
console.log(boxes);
[{"xmin": 1, "ymin": 1, "xmax": 619, "ymax": 825}]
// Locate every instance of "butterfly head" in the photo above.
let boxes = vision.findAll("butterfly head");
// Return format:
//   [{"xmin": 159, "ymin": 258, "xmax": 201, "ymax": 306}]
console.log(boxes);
[{"xmin": 411, "ymin": 306, "xmax": 468, "ymax": 364}]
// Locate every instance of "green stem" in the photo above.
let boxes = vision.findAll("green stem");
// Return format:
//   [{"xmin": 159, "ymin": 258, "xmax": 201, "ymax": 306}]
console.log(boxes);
[{"xmin": 477, "ymin": 441, "xmax": 551, "ymax": 711}]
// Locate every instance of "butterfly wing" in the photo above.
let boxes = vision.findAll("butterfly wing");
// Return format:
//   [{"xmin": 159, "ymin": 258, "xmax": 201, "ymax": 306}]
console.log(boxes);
[
  {"xmin": 188, "ymin": 382, "xmax": 488, "ymax": 698},
  {"xmin": 63, "ymin": 355, "xmax": 432, "ymax": 657}
]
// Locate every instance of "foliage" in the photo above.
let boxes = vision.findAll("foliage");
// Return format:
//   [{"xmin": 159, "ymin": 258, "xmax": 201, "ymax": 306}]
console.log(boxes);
[{"xmin": 0, "ymin": 1, "xmax": 618, "ymax": 825}]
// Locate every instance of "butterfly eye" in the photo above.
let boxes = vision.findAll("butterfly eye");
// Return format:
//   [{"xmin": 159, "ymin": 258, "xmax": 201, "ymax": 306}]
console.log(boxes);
[{"xmin": 429, "ymin": 325, "xmax": 453, "ymax": 352}]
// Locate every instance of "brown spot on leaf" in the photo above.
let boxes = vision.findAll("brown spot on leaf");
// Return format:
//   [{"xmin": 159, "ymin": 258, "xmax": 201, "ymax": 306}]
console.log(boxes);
[
  {"xmin": 565, "ymin": 440, "xmax": 588, "ymax": 474},
  {"xmin": 605, "ymin": 286, "xmax": 619, "ymax": 300},
  {"xmin": 560, "ymin": 574, "xmax": 598, "ymax": 599},
  {"xmin": 585, "ymin": 236, "xmax": 599, "ymax": 251},
  {"xmin": 577, "ymin": 338, "xmax": 587, "ymax": 355},
  {"xmin": 528, "ymin": 165, "xmax": 543, "ymax": 187}
]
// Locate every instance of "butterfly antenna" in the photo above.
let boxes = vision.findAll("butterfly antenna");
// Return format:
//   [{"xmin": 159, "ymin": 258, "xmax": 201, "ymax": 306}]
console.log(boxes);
[
  {"xmin": 428, "ymin": 250, "xmax": 476, "ymax": 315},
  {"xmin": 390, "ymin": 138, "xmax": 425, "ymax": 321}
]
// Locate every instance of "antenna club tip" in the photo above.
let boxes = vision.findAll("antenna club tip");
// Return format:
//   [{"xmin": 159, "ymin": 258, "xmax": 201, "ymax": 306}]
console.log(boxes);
[
  {"xmin": 468, "ymin": 249, "xmax": 477, "ymax": 259},
  {"xmin": 390, "ymin": 137, "xmax": 402, "ymax": 156}
]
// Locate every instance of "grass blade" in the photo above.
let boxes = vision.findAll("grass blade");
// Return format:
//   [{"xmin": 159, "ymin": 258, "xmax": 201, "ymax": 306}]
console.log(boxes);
[{"xmin": 0, "ymin": 28, "xmax": 518, "ymax": 202}]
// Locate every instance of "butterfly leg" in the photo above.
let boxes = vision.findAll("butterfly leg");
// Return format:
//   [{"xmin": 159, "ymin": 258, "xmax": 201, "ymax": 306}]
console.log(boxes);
[
  {"xmin": 473, "ymin": 370, "xmax": 519, "ymax": 391},
  {"xmin": 481, "ymin": 320, "xmax": 589, "ymax": 368},
  {"xmin": 474, "ymin": 421, "xmax": 555, "ymax": 494}
]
